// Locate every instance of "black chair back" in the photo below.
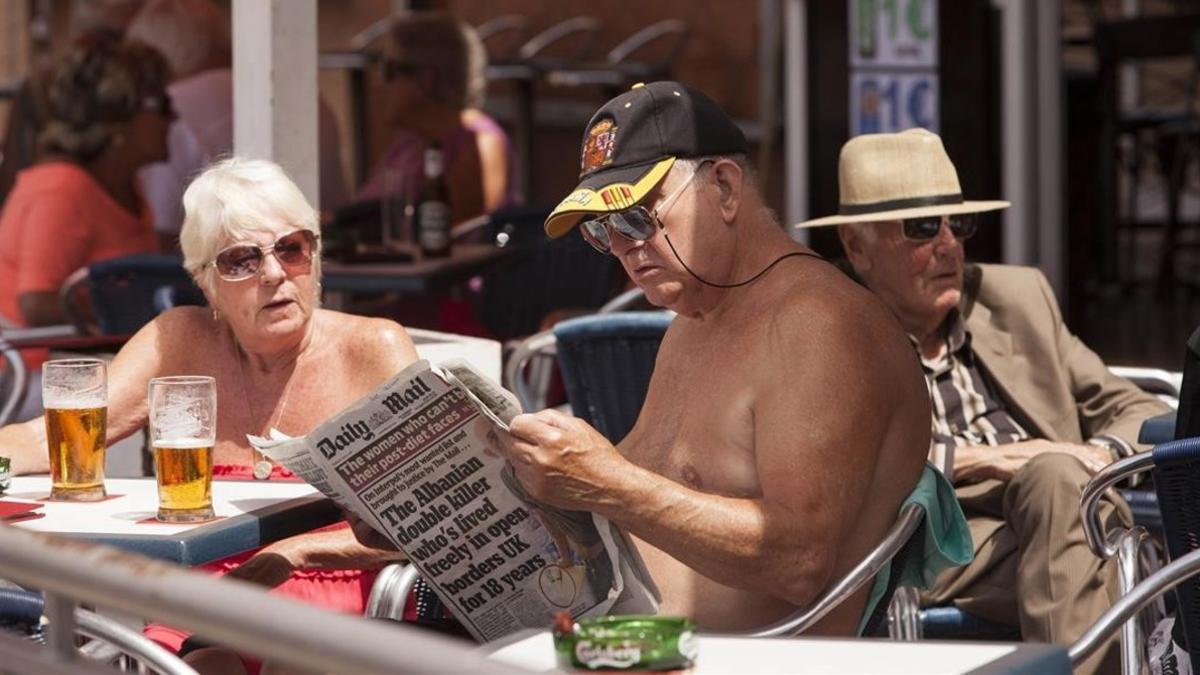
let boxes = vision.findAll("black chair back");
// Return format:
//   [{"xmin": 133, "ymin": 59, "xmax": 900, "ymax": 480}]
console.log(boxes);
[
  {"xmin": 1154, "ymin": 324, "xmax": 1200, "ymax": 661},
  {"xmin": 85, "ymin": 254, "xmax": 199, "ymax": 335},
  {"xmin": 552, "ymin": 311, "xmax": 673, "ymax": 443},
  {"xmin": 478, "ymin": 206, "xmax": 623, "ymax": 340}
]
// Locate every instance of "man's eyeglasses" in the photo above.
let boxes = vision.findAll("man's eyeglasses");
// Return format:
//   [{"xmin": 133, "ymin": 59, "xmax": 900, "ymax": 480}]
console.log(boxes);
[
  {"xmin": 900, "ymin": 213, "xmax": 978, "ymax": 242},
  {"xmin": 579, "ymin": 161, "xmax": 711, "ymax": 255},
  {"xmin": 211, "ymin": 230, "xmax": 319, "ymax": 281}
]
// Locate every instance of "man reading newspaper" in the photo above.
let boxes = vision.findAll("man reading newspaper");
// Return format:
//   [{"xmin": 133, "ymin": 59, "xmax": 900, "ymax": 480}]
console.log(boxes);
[{"xmin": 482, "ymin": 82, "xmax": 940, "ymax": 635}]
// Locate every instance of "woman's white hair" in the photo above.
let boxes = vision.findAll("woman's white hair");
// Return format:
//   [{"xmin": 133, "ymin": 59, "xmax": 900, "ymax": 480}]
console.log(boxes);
[{"xmin": 181, "ymin": 157, "xmax": 321, "ymax": 298}]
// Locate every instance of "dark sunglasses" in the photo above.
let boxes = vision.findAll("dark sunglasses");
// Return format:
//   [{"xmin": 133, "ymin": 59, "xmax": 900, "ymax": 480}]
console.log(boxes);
[
  {"xmin": 211, "ymin": 230, "xmax": 318, "ymax": 281},
  {"xmin": 578, "ymin": 160, "xmax": 710, "ymax": 254},
  {"xmin": 900, "ymin": 213, "xmax": 978, "ymax": 242},
  {"xmin": 580, "ymin": 207, "xmax": 659, "ymax": 254}
]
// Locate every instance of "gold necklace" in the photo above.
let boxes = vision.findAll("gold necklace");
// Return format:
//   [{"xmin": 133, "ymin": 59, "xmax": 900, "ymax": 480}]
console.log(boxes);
[{"xmin": 234, "ymin": 323, "xmax": 315, "ymax": 479}]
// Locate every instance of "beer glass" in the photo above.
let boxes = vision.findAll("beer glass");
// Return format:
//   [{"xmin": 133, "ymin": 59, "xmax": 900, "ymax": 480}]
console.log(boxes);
[
  {"xmin": 148, "ymin": 376, "xmax": 216, "ymax": 522},
  {"xmin": 43, "ymin": 359, "xmax": 108, "ymax": 501}
]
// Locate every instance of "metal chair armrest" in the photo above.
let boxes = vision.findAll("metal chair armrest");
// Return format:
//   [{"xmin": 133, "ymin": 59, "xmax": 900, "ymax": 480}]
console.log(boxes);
[
  {"xmin": 364, "ymin": 563, "xmax": 421, "ymax": 622},
  {"xmin": 606, "ymin": 19, "xmax": 690, "ymax": 66},
  {"xmin": 58, "ymin": 267, "xmax": 97, "ymax": 336},
  {"xmin": 0, "ymin": 335, "xmax": 28, "ymax": 427},
  {"xmin": 1081, "ymin": 452, "xmax": 1157, "ymax": 558},
  {"xmin": 518, "ymin": 16, "xmax": 602, "ymax": 61},
  {"xmin": 75, "ymin": 609, "xmax": 199, "ymax": 675},
  {"xmin": 503, "ymin": 330, "xmax": 557, "ymax": 412},
  {"xmin": 1070, "ymin": 546, "xmax": 1200, "ymax": 667},
  {"xmin": 743, "ymin": 503, "xmax": 925, "ymax": 638}
]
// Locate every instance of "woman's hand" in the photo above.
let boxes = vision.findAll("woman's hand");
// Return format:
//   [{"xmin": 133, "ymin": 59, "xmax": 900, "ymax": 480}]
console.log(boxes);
[
  {"xmin": 224, "ymin": 525, "xmax": 407, "ymax": 588},
  {"xmin": 223, "ymin": 538, "xmax": 307, "ymax": 588}
]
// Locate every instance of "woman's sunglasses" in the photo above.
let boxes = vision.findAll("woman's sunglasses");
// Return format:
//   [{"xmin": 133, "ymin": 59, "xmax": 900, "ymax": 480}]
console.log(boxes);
[
  {"xmin": 211, "ymin": 230, "xmax": 318, "ymax": 281},
  {"xmin": 900, "ymin": 213, "xmax": 978, "ymax": 242}
]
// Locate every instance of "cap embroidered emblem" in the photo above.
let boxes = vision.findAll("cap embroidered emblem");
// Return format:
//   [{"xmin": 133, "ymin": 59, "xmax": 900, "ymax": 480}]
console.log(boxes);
[
  {"xmin": 599, "ymin": 185, "xmax": 634, "ymax": 209},
  {"xmin": 581, "ymin": 118, "xmax": 618, "ymax": 175}
]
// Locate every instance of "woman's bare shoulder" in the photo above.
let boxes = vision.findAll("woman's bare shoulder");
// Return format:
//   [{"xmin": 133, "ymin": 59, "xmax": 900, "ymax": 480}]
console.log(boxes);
[{"xmin": 318, "ymin": 310, "xmax": 418, "ymax": 366}]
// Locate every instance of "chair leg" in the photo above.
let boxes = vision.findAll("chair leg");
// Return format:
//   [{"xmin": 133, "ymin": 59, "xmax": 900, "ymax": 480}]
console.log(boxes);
[{"xmin": 886, "ymin": 586, "xmax": 922, "ymax": 641}]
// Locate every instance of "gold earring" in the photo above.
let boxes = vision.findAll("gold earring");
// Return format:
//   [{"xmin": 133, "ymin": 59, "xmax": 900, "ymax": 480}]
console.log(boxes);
[{"xmin": 212, "ymin": 307, "xmax": 221, "ymax": 321}]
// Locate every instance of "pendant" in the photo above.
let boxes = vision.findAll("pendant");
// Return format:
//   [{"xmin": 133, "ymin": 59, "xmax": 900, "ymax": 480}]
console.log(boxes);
[{"xmin": 253, "ymin": 459, "xmax": 273, "ymax": 480}]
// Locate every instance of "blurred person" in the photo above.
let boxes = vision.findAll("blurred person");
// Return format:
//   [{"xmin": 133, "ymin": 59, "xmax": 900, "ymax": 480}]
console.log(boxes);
[
  {"xmin": 0, "ymin": 157, "xmax": 417, "ymax": 675},
  {"xmin": 0, "ymin": 33, "xmax": 169, "ymax": 329},
  {"xmin": 474, "ymin": 82, "xmax": 967, "ymax": 634},
  {"xmin": 127, "ymin": 0, "xmax": 349, "ymax": 245},
  {"xmin": 802, "ymin": 128, "xmax": 1171, "ymax": 674},
  {"xmin": 357, "ymin": 12, "xmax": 516, "ymax": 223},
  {"xmin": 0, "ymin": 0, "xmax": 145, "ymax": 207}
]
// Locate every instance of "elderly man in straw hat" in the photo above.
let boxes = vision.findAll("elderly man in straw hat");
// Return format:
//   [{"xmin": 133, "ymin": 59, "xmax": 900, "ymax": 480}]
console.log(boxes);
[
  {"xmin": 485, "ymin": 82, "xmax": 971, "ymax": 635},
  {"xmin": 802, "ymin": 128, "xmax": 1169, "ymax": 673}
]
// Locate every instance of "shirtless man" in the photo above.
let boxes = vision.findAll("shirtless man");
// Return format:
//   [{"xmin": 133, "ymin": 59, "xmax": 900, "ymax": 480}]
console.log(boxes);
[{"xmin": 488, "ymin": 82, "xmax": 934, "ymax": 633}]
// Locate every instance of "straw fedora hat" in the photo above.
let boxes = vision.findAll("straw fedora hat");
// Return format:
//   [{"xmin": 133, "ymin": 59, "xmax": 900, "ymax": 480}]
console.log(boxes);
[{"xmin": 796, "ymin": 128, "xmax": 1009, "ymax": 228}]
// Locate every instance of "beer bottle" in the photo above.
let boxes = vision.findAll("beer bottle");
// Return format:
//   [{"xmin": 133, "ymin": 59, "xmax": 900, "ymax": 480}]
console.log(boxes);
[{"xmin": 415, "ymin": 141, "xmax": 452, "ymax": 258}]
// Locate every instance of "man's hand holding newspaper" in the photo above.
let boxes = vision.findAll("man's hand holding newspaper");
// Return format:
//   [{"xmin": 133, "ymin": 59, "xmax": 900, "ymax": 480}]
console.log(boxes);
[{"xmin": 250, "ymin": 359, "xmax": 658, "ymax": 642}]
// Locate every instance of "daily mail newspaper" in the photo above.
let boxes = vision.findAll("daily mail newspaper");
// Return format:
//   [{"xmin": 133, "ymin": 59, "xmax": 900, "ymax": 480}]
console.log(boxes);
[{"xmin": 250, "ymin": 358, "xmax": 660, "ymax": 642}]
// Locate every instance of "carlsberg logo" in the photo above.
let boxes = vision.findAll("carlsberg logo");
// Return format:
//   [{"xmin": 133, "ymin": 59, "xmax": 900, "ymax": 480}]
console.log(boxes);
[{"xmin": 575, "ymin": 641, "xmax": 641, "ymax": 668}]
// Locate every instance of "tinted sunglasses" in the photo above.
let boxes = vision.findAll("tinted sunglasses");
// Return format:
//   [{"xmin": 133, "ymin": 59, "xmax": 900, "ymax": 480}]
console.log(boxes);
[
  {"xmin": 211, "ymin": 230, "xmax": 318, "ymax": 281},
  {"xmin": 579, "ymin": 160, "xmax": 711, "ymax": 255},
  {"xmin": 900, "ymin": 213, "xmax": 978, "ymax": 242}
]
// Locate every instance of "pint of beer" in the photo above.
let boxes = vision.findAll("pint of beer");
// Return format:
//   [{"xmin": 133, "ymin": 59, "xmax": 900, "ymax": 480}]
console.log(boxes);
[
  {"xmin": 148, "ymin": 376, "xmax": 216, "ymax": 522},
  {"xmin": 43, "ymin": 359, "xmax": 107, "ymax": 501}
]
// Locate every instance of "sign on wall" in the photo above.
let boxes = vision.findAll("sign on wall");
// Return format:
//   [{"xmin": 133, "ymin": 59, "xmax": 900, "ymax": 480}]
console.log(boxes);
[{"xmin": 848, "ymin": 0, "xmax": 939, "ymax": 136}]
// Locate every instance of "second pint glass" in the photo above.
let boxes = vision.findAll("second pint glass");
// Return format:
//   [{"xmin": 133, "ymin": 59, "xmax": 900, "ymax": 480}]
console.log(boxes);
[
  {"xmin": 43, "ymin": 359, "xmax": 108, "ymax": 501},
  {"xmin": 148, "ymin": 376, "xmax": 216, "ymax": 522}
]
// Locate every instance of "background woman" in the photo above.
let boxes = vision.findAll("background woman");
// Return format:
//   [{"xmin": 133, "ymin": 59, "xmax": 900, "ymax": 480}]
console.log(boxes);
[
  {"xmin": 357, "ymin": 12, "xmax": 516, "ymax": 223},
  {"xmin": 0, "ymin": 33, "xmax": 171, "ymax": 328}
]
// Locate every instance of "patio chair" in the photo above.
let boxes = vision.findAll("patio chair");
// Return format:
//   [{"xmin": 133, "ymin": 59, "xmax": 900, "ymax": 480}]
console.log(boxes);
[
  {"xmin": 1070, "ymin": 326, "xmax": 1200, "ymax": 674},
  {"xmin": 0, "ymin": 586, "xmax": 198, "ymax": 674},
  {"xmin": 475, "ymin": 206, "xmax": 623, "ymax": 342},
  {"xmin": 59, "ymin": 254, "xmax": 198, "ymax": 336},
  {"xmin": 550, "ymin": 311, "xmax": 673, "ymax": 443},
  {"xmin": 543, "ymin": 19, "xmax": 691, "ymax": 98},
  {"xmin": 0, "ymin": 333, "xmax": 28, "ymax": 427}
]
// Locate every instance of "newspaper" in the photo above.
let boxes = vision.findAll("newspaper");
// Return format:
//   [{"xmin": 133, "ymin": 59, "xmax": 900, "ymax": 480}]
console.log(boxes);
[{"xmin": 250, "ymin": 358, "xmax": 659, "ymax": 642}]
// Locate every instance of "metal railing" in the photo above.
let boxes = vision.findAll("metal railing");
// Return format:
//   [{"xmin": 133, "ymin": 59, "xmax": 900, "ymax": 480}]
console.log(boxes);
[{"xmin": 0, "ymin": 525, "xmax": 528, "ymax": 674}]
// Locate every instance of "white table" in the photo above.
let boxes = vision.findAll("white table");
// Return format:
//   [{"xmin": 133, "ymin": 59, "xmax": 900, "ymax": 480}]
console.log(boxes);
[
  {"xmin": 410, "ymin": 327, "xmax": 502, "ymax": 382},
  {"xmin": 4, "ymin": 476, "xmax": 339, "ymax": 566},
  {"xmin": 484, "ymin": 630, "xmax": 1071, "ymax": 674}
]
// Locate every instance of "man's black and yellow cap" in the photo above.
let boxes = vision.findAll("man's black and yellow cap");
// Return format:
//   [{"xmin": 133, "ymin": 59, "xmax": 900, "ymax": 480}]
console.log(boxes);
[{"xmin": 544, "ymin": 81, "xmax": 748, "ymax": 238}]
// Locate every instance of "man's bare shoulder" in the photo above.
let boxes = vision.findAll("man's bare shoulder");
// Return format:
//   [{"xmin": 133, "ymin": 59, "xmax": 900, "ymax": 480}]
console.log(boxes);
[{"xmin": 763, "ymin": 258, "xmax": 899, "ymax": 340}]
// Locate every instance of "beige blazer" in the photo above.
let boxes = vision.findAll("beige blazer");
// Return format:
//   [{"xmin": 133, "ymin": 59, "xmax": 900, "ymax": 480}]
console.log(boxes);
[{"xmin": 961, "ymin": 264, "xmax": 1170, "ymax": 449}]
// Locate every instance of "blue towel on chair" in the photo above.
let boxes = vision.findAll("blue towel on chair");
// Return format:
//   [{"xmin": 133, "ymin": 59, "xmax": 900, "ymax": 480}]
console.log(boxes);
[{"xmin": 857, "ymin": 462, "xmax": 973, "ymax": 635}]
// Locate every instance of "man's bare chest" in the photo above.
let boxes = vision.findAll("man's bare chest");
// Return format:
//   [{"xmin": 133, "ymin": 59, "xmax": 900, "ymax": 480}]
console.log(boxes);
[{"xmin": 622, "ymin": 348, "xmax": 761, "ymax": 498}]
